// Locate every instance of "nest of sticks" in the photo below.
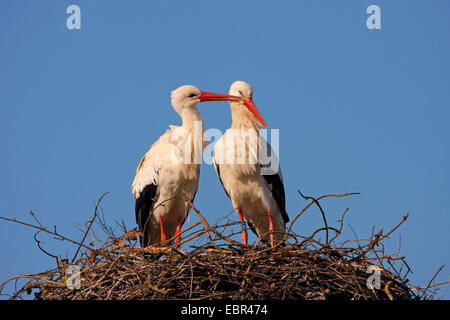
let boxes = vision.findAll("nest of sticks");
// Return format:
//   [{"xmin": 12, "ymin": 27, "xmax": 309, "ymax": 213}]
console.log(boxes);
[{"xmin": 1, "ymin": 191, "xmax": 447, "ymax": 300}]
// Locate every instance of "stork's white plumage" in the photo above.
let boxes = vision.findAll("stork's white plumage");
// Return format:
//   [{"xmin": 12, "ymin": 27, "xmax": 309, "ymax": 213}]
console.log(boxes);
[
  {"xmin": 132, "ymin": 85, "xmax": 241, "ymax": 246},
  {"xmin": 213, "ymin": 81, "xmax": 289, "ymax": 245}
]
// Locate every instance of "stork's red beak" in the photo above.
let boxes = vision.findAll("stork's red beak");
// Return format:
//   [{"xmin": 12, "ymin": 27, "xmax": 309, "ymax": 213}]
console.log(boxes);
[
  {"xmin": 199, "ymin": 92, "xmax": 242, "ymax": 102},
  {"xmin": 244, "ymin": 98, "xmax": 268, "ymax": 128}
]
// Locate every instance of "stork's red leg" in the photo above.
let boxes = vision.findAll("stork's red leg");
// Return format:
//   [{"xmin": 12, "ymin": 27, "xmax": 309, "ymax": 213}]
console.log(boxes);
[
  {"xmin": 159, "ymin": 216, "xmax": 166, "ymax": 243},
  {"xmin": 175, "ymin": 217, "xmax": 182, "ymax": 244},
  {"xmin": 239, "ymin": 209, "xmax": 248, "ymax": 245},
  {"xmin": 267, "ymin": 209, "xmax": 274, "ymax": 247}
]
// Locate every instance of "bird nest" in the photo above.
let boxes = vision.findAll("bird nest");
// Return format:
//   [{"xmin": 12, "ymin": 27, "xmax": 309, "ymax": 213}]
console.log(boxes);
[{"xmin": 1, "ymin": 192, "xmax": 446, "ymax": 300}]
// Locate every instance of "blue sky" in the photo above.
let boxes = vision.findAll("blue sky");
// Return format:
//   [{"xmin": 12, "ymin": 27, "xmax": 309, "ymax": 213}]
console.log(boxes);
[{"xmin": 1, "ymin": 0, "xmax": 449, "ymax": 299}]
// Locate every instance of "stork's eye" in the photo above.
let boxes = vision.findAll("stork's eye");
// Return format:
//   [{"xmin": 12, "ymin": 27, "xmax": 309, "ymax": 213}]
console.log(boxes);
[{"xmin": 189, "ymin": 93, "xmax": 197, "ymax": 98}]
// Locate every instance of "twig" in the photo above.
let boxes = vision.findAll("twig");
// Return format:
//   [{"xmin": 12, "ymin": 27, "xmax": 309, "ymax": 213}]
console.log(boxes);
[
  {"xmin": 284, "ymin": 192, "xmax": 359, "ymax": 246},
  {"xmin": 72, "ymin": 192, "xmax": 109, "ymax": 263},
  {"xmin": 0, "ymin": 216, "xmax": 97, "ymax": 255},
  {"xmin": 420, "ymin": 265, "xmax": 445, "ymax": 299},
  {"xmin": 184, "ymin": 196, "xmax": 243, "ymax": 248},
  {"xmin": 298, "ymin": 189, "xmax": 330, "ymax": 245},
  {"xmin": 29, "ymin": 211, "xmax": 43, "ymax": 228}
]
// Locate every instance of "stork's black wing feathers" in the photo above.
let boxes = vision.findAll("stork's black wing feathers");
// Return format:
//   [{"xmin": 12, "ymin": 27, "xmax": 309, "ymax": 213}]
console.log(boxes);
[
  {"xmin": 215, "ymin": 163, "xmax": 230, "ymax": 199},
  {"xmin": 263, "ymin": 173, "xmax": 289, "ymax": 224},
  {"xmin": 135, "ymin": 183, "xmax": 157, "ymax": 246},
  {"xmin": 246, "ymin": 220, "xmax": 257, "ymax": 237}
]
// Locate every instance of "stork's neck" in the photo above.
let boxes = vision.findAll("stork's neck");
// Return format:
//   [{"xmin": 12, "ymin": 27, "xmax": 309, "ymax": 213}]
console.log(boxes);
[
  {"xmin": 230, "ymin": 102, "xmax": 261, "ymax": 131},
  {"xmin": 179, "ymin": 106, "xmax": 204, "ymax": 130},
  {"xmin": 179, "ymin": 105, "xmax": 206, "ymax": 160}
]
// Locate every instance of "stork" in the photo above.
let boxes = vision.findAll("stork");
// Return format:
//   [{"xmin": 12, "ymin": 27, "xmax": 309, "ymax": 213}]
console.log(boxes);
[
  {"xmin": 213, "ymin": 81, "xmax": 289, "ymax": 246},
  {"xmin": 132, "ymin": 85, "xmax": 241, "ymax": 247}
]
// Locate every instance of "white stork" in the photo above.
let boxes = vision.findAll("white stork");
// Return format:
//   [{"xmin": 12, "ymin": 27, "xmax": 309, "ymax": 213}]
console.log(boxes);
[
  {"xmin": 213, "ymin": 81, "xmax": 289, "ymax": 246},
  {"xmin": 132, "ymin": 85, "xmax": 241, "ymax": 247}
]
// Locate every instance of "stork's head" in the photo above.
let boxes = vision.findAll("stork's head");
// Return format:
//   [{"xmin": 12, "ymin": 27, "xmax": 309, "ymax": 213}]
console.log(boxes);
[
  {"xmin": 229, "ymin": 81, "xmax": 267, "ymax": 128},
  {"xmin": 171, "ymin": 85, "xmax": 242, "ymax": 114},
  {"xmin": 229, "ymin": 80, "xmax": 253, "ymax": 99}
]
